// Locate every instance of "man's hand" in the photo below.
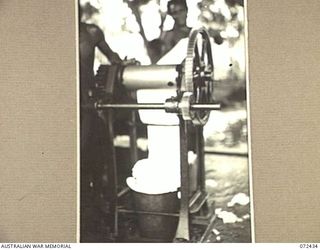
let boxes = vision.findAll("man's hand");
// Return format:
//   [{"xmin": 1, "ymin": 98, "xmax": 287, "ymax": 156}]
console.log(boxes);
[{"xmin": 121, "ymin": 57, "xmax": 140, "ymax": 66}]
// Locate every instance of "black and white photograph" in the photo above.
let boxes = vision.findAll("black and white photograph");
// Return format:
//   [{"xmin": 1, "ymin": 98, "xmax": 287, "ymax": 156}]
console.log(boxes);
[
  {"xmin": 1, "ymin": 0, "xmax": 320, "ymax": 245},
  {"xmin": 79, "ymin": 0, "xmax": 251, "ymax": 243}
]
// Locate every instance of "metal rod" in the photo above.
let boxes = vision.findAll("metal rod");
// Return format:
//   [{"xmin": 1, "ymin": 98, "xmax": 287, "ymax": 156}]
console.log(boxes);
[
  {"xmin": 129, "ymin": 110, "xmax": 138, "ymax": 163},
  {"xmin": 96, "ymin": 103, "xmax": 220, "ymax": 110},
  {"xmin": 103, "ymin": 110, "xmax": 119, "ymax": 236},
  {"xmin": 196, "ymin": 126, "xmax": 206, "ymax": 192},
  {"xmin": 117, "ymin": 187, "xmax": 130, "ymax": 198},
  {"xmin": 97, "ymin": 103, "xmax": 164, "ymax": 110},
  {"xmin": 188, "ymin": 190, "xmax": 202, "ymax": 208},
  {"xmin": 174, "ymin": 118, "xmax": 190, "ymax": 241},
  {"xmin": 204, "ymin": 150, "xmax": 248, "ymax": 157},
  {"xmin": 118, "ymin": 208, "xmax": 179, "ymax": 217},
  {"xmin": 199, "ymin": 214, "xmax": 217, "ymax": 243},
  {"xmin": 191, "ymin": 104, "xmax": 221, "ymax": 110}
]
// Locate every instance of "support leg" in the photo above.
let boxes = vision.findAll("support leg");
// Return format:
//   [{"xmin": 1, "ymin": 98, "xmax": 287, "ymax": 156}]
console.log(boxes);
[
  {"xmin": 102, "ymin": 110, "xmax": 119, "ymax": 238},
  {"xmin": 174, "ymin": 119, "xmax": 190, "ymax": 242}
]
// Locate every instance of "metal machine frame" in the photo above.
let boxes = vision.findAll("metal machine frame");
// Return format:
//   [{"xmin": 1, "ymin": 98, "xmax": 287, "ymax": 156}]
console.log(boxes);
[{"xmin": 91, "ymin": 27, "xmax": 220, "ymax": 242}]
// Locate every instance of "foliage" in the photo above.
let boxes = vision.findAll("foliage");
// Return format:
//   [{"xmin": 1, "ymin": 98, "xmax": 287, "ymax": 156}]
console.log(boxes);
[{"xmin": 80, "ymin": 0, "xmax": 246, "ymax": 80}]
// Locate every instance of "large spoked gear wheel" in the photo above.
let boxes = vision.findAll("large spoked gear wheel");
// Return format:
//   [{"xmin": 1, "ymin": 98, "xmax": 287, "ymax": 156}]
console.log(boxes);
[{"xmin": 181, "ymin": 27, "xmax": 214, "ymax": 125}]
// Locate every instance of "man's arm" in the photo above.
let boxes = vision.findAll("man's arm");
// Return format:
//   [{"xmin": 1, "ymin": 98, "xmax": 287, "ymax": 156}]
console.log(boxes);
[
  {"xmin": 93, "ymin": 25, "xmax": 122, "ymax": 64},
  {"xmin": 97, "ymin": 39, "xmax": 122, "ymax": 64}
]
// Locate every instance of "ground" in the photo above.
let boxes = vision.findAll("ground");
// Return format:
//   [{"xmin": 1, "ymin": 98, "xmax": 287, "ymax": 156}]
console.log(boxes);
[
  {"xmin": 203, "ymin": 99, "xmax": 252, "ymax": 243},
  {"xmin": 205, "ymin": 153, "xmax": 251, "ymax": 243}
]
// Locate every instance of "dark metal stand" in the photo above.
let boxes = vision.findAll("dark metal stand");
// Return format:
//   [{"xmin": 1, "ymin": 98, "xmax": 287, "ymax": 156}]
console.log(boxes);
[
  {"xmin": 174, "ymin": 118, "xmax": 190, "ymax": 241},
  {"xmin": 103, "ymin": 110, "xmax": 216, "ymax": 242}
]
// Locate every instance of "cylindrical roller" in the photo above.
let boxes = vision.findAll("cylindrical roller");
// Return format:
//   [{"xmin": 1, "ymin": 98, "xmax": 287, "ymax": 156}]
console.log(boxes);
[{"xmin": 121, "ymin": 65, "xmax": 179, "ymax": 90}]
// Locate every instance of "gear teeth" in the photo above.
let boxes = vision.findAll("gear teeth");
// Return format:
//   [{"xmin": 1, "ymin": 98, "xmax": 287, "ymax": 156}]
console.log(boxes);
[{"xmin": 183, "ymin": 27, "xmax": 214, "ymax": 125}]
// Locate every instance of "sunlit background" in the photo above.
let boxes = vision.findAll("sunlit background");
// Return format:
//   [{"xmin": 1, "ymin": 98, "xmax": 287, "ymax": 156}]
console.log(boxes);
[{"xmin": 79, "ymin": 0, "xmax": 245, "ymax": 79}]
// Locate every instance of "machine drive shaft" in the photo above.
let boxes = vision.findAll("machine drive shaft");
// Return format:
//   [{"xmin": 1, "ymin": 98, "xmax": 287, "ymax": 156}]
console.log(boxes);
[{"xmin": 96, "ymin": 103, "xmax": 221, "ymax": 110}]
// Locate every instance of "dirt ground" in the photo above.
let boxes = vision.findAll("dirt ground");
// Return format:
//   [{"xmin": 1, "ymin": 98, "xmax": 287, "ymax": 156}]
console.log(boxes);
[{"xmin": 205, "ymin": 153, "xmax": 252, "ymax": 242}]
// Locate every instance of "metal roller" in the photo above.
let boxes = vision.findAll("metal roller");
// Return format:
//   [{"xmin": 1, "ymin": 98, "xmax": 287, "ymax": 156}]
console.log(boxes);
[
  {"xmin": 121, "ymin": 65, "xmax": 179, "ymax": 90},
  {"xmin": 95, "ymin": 27, "xmax": 217, "ymax": 126}
]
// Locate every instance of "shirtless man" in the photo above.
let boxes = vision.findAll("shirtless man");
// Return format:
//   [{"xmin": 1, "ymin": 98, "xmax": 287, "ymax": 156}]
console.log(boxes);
[
  {"xmin": 159, "ymin": 0, "xmax": 191, "ymax": 57},
  {"xmin": 79, "ymin": 7, "xmax": 122, "ymax": 241},
  {"xmin": 79, "ymin": 20, "xmax": 122, "ymax": 153},
  {"xmin": 79, "ymin": 23, "xmax": 122, "ymax": 105},
  {"xmin": 151, "ymin": 0, "xmax": 222, "ymax": 62}
]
